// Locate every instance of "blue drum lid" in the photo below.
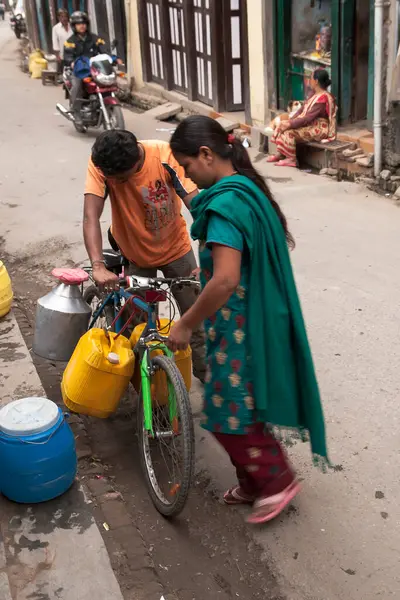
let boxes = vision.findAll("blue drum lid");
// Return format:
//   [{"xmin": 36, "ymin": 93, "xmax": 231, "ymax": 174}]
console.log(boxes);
[{"xmin": 0, "ymin": 397, "xmax": 60, "ymax": 437}]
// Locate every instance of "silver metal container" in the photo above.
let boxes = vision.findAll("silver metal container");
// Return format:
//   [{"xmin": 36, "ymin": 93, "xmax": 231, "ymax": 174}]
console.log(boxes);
[
  {"xmin": 33, "ymin": 282, "xmax": 91, "ymax": 362},
  {"xmin": 44, "ymin": 53, "xmax": 58, "ymax": 72}
]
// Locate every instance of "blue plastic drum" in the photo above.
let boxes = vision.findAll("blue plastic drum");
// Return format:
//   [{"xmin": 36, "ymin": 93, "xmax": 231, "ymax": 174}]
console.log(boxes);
[{"xmin": 0, "ymin": 397, "xmax": 77, "ymax": 504}]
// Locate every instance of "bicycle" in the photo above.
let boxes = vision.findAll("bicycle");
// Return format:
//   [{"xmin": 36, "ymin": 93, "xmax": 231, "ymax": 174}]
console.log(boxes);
[{"xmin": 82, "ymin": 259, "xmax": 198, "ymax": 517}]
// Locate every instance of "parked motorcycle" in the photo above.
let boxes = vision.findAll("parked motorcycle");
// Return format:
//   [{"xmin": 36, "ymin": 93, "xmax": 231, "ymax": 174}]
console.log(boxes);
[
  {"xmin": 10, "ymin": 12, "xmax": 26, "ymax": 39},
  {"xmin": 56, "ymin": 53, "xmax": 125, "ymax": 134}
]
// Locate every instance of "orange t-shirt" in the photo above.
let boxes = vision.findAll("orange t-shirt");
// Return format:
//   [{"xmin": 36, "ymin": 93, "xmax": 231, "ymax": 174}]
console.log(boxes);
[{"xmin": 84, "ymin": 140, "xmax": 197, "ymax": 268}]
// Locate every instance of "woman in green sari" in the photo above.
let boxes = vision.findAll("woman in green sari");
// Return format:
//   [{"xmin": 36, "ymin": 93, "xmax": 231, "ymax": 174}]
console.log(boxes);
[{"xmin": 167, "ymin": 116, "xmax": 328, "ymax": 524}]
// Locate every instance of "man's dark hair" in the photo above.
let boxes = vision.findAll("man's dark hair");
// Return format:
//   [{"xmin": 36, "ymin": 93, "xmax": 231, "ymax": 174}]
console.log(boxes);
[{"xmin": 91, "ymin": 130, "xmax": 140, "ymax": 176}]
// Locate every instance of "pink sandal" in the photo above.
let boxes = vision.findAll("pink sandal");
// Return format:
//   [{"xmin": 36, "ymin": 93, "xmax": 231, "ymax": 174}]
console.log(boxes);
[
  {"xmin": 274, "ymin": 158, "xmax": 297, "ymax": 168},
  {"xmin": 223, "ymin": 486, "xmax": 255, "ymax": 505},
  {"xmin": 266, "ymin": 154, "xmax": 283, "ymax": 163},
  {"xmin": 246, "ymin": 480, "xmax": 301, "ymax": 524}
]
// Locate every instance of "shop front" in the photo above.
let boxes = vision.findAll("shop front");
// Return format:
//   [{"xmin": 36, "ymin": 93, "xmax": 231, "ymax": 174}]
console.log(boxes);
[{"xmin": 274, "ymin": 0, "xmax": 374, "ymax": 125}]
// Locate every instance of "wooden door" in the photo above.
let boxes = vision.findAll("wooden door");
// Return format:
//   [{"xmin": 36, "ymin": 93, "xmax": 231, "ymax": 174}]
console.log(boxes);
[
  {"xmin": 111, "ymin": 0, "xmax": 127, "ymax": 63},
  {"xmin": 193, "ymin": 0, "xmax": 213, "ymax": 105},
  {"xmin": 353, "ymin": 0, "xmax": 371, "ymax": 121},
  {"xmin": 339, "ymin": 0, "xmax": 355, "ymax": 123},
  {"xmin": 274, "ymin": 0, "xmax": 291, "ymax": 110},
  {"xmin": 168, "ymin": 0, "xmax": 188, "ymax": 94},
  {"xmin": 139, "ymin": 0, "xmax": 165, "ymax": 85},
  {"xmin": 222, "ymin": 0, "xmax": 247, "ymax": 111}
]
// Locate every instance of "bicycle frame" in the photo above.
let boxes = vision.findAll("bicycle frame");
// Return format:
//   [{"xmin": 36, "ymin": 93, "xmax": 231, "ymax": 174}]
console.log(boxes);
[{"xmin": 88, "ymin": 287, "xmax": 175, "ymax": 437}]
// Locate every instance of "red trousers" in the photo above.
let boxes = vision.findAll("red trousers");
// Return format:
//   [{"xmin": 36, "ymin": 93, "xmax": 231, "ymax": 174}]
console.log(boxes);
[{"xmin": 214, "ymin": 424, "xmax": 295, "ymax": 498}]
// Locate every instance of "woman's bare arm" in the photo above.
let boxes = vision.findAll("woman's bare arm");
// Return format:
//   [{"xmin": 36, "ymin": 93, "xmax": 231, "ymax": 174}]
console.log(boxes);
[{"xmin": 179, "ymin": 244, "xmax": 241, "ymax": 331}]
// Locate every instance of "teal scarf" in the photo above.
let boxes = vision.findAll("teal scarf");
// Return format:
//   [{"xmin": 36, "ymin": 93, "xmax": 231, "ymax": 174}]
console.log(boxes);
[{"xmin": 191, "ymin": 175, "xmax": 328, "ymax": 464}]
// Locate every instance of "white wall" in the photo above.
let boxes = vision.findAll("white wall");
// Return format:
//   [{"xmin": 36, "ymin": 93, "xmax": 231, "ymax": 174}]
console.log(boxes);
[
  {"xmin": 125, "ymin": 0, "xmax": 144, "ymax": 88},
  {"xmin": 246, "ymin": 0, "xmax": 267, "ymax": 126}
]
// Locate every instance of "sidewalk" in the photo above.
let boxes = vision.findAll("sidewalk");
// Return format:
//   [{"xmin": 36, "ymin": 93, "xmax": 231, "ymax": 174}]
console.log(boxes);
[{"xmin": 0, "ymin": 312, "xmax": 125, "ymax": 600}]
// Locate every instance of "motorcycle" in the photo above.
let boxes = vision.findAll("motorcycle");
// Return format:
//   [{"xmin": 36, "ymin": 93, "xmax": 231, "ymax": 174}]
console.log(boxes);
[
  {"xmin": 10, "ymin": 12, "xmax": 27, "ymax": 39},
  {"xmin": 56, "ymin": 53, "xmax": 125, "ymax": 134}
]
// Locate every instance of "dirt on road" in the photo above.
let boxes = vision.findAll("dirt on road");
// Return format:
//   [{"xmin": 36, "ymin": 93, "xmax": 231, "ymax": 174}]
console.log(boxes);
[{"xmin": 2, "ymin": 240, "xmax": 288, "ymax": 600}]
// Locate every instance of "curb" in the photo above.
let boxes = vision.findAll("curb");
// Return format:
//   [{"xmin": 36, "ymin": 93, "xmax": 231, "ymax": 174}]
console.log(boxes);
[
  {"xmin": 5, "ymin": 306, "xmax": 168, "ymax": 599},
  {"xmin": 0, "ymin": 535, "xmax": 12, "ymax": 600},
  {"xmin": 0, "ymin": 311, "xmax": 125, "ymax": 600}
]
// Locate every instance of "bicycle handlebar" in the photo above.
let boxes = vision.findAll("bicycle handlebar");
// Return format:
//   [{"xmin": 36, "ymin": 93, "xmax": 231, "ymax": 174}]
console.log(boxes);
[
  {"xmin": 123, "ymin": 275, "xmax": 200, "ymax": 290},
  {"xmin": 82, "ymin": 265, "xmax": 200, "ymax": 291}
]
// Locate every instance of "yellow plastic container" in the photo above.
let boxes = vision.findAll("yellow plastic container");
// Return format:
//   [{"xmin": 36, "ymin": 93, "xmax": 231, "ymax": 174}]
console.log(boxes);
[
  {"xmin": 130, "ymin": 319, "xmax": 192, "ymax": 406},
  {"xmin": 0, "ymin": 261, "xmax": 13, "ymax": 318},
  {"xmin": 28, "ymin": 50, "xmax": 43, "ymax": 73},
  {"xmin": 31, "ymin": 57, "xmax": 47, "ymax": 79},
  {"xmin": 62, "ymin": 328, "xmax": 135, "ymax": 418}
]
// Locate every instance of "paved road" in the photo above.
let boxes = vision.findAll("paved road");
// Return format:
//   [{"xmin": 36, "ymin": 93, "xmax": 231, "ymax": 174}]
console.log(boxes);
[{"xmin": 1, "ymin": 22, "xmax": 400, "ymax": 600}]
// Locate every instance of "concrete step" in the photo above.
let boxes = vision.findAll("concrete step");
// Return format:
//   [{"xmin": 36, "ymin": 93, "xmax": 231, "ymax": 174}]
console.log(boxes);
[
  {"xmin": 359, "ymin": 135, "xmax": 374, "ymax": 154},
  {"xmin": 144, "ymin": 101, "xmax": 182, "ymax": 121}
]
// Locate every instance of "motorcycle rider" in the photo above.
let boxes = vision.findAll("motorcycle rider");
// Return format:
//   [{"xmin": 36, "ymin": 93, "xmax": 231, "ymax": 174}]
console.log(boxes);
[
  {"xmin": 84, "ymin": 130, "xmax": 206, "ymax": 382},
  {"xmin": 63, "ymin": 11, "xmax": 107, "ymax": 126}
]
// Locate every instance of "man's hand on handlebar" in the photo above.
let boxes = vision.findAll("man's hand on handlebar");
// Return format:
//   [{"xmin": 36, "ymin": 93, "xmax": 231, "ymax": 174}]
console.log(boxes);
[{"xmin": 92, "ymin": 263, "xmax": 120, "ymax": 291}]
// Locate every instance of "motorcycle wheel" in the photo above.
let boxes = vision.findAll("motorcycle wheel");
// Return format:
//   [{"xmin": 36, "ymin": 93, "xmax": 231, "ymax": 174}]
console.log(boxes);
[{"xmin": 105, "ymin": 105, "xmax": 125, "ymax": 130}]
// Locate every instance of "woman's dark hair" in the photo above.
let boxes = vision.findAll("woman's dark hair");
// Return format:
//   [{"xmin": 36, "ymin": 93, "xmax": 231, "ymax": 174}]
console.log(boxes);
[
  {"xmin": 170, "ymin": 115, "xmax": 294, "ymax": 248},
  {"xmin": 92, "ymin": 130, "xmax": 140, "ymax": 176},
  {"xmin": 313, "ymin": 68, "xmax": 332, "ymax": 90}
]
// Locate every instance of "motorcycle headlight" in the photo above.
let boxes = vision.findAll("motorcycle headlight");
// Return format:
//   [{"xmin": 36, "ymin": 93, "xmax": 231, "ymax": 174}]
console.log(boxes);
[{"xmin": 93, "ymin": 72, "xmax": 116, "ymax": 86}]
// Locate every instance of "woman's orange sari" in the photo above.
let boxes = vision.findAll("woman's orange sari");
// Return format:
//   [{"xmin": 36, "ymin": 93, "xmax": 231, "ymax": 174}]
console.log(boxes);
[{"xmin": 272, "ymin": 92, "xmax": 337, "ymax": 161}]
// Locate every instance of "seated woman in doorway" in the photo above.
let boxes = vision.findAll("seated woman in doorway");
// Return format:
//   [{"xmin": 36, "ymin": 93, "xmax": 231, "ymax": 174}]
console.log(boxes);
[{"xmin": 267, "ymin": 69, "xmax": 337, "ymax": 168}]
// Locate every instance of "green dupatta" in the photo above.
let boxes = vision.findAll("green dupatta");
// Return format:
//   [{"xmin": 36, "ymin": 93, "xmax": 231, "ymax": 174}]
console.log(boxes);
[{"xmin": 191, "ymin": 175, "xmax": 329, "ymax": 465}]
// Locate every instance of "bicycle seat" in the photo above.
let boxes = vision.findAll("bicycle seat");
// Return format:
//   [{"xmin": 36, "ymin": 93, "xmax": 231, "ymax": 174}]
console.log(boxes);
[
  {"xmin": 52, "ymin": 268, "xmax": 89, "ymax": 285},
  {"xmin": 103, "ymin": 249, "xmax": 128, "ymax": 272}
]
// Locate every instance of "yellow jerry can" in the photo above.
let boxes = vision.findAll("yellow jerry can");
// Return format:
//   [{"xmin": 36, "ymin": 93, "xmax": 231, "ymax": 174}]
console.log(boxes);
[
  {"xmin": 0, "ymin": 261, "xmax": 13, "ymax": 318},
  {"xmin": 130, "ymin": 319, "xmax": 192, "ymax": 406},
  {"xmin": 28, "ymin": 50, "xmax": 43, "ymax": 72},
  {"xmin": 31, "ymin": 57, "xmax": 48, "ymax": 79},
  {"xmin": 28, "ymin": 50, "xmax": 43, "ymax": 73},
  {"xmin": 62, "ymin": 328, "xmax": 135, "ymax": 418}
]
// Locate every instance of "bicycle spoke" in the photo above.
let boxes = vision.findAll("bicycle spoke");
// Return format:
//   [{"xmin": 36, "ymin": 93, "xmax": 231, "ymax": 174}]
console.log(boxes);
[{"xmin": 140, "ymin": 371, "xmax": 188, "ymax": 506}]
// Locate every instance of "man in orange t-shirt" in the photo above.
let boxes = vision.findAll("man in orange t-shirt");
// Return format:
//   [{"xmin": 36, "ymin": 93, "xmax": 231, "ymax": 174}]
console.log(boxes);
[{"xmin": 83, "ymin": 129, "xmax": 205, "ymax": 380}]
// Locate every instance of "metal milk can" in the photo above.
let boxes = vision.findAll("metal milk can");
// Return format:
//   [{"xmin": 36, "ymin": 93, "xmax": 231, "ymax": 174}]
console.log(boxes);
[
  {"xmin": 44, "ymin": 54, "xmax": 58, "ymax": 72},
  {"xmin": 33, "ymin": 268, "xmax": 91, "ymax": 362}
]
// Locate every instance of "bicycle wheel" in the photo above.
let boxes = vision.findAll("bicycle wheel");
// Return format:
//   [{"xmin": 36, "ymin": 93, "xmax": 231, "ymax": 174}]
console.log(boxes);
[
  {"xmin": 83, "ymin": 285, "xmax": 116, "ymax": 330},
  {"xmin": 137, "ymin": 354, "xmax": 194, "ymax": 517}
]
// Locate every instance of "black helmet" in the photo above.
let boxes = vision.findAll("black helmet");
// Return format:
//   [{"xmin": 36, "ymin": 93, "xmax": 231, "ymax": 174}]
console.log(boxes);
[{"xmin": 70, "ymin": 11, "xmax": 89, "ymax": 31}]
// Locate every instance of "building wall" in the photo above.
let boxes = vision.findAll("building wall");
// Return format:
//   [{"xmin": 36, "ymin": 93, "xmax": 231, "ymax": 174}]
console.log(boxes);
[
  {"xmin": 124, "ymin": 0, "xmax": 143, "ymax": 88},
  {"xmin": 386, "ymin": 0, "xmax": 399, "ymax": 107},
  {"xmin": 246, "ymin": 0, "xmax": 266, "ymax": 126},
  {"xmin": 384, "ymin": 0, "xmax": 400, "ymax": 167}
]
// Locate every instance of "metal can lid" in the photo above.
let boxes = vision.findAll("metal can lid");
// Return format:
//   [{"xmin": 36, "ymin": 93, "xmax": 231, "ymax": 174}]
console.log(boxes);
[{"xmin": 0, "ymin": 397, "xmax": 60, "ymax": 437}]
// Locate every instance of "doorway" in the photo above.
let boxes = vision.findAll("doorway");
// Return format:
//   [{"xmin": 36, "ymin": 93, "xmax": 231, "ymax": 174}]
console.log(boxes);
[
  {"xmin": 274, "ymin": 0, "xmax": 374, "ymax": 125},
  {"xmin": 138, "ymin": 0, "xmax": 249, "ymax": 113}
]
